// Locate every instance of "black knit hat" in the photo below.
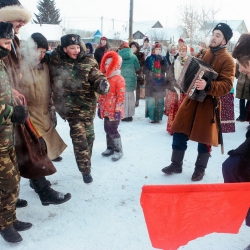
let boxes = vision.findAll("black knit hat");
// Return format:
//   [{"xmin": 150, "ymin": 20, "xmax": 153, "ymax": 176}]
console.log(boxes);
[
  {"xmin": 213, "ymin": 23, "xmax": 233, "ymax": 44},
  {"xmin": 61, "ymin": 34, "xmax": 81, "ymax": 47},
  {"xmin": 85, "ymin": 42, "xmax": 93, "ymax": 54},
  {"xmin": 0, "ymin": 22, "xmax": 14, "ymax": 39},
  {"xmin": 31, "ymin": 32, "xmax": 48, "ymax": 50}
]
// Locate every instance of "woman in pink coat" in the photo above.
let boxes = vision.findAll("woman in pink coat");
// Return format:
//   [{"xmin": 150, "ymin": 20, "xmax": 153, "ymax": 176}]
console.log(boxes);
[{"xmin": 98, "ymin": 51, "xmax": 125, "ymax": 161}]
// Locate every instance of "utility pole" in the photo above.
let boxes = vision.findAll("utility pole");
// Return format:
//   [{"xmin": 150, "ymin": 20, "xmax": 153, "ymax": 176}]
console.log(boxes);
[
  {"xmin": 129, "ymin": 0, "xmax": 133, "ymax": 42},
  {"xmin": 112, "ymin": 19, "xmax": 114, "ymax": 30},
  {"xmin": 101, "ymin": 16, "xmax": 103, "ymax": 35}
]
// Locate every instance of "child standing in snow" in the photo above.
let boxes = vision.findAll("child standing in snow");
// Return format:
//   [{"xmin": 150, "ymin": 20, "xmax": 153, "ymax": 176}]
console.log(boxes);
[
  {"xmin": 166, "ymin": 43, "xmax": 190, "ymax": 134},
  {"xmin": 98, "ymin": 51, "xmax": 125, "ymax": 161}
]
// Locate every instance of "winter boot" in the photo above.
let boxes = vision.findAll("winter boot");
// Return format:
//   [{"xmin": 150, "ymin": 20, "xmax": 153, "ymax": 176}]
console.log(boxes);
[
  {"xmin": 13, "ymin": 220, "xmax": 32, "ymax": 231},
  {"xmin": 191, "ymin": 153, "xmax": 210, "ymax": 181},
  {"xmin": 244, "ymin": 244, "xmax": 250, "ymax": 250},
  {"xmin": 82, "ymin": 173, "xmax": 93, "ymax": 184},
  {"xmin": 30, "ymin": 177, "xmax": 71, "ymax": 206},
  {"xmin": 16, "ymin": 199, "xmax": 28, "ymax": 208},
  {"xmin": 162, "ymin": 150, "xmax": 185, "ymax": 174},
  {"xmin": 111, "ymin": 137, "xmax": 123, "ymax": 161},
  {"xmin": 0, "ymin": 226, "xmax": 22, "ymax": 243},
  {"xmin": 102, "ymin": 134, "xmax": 114, "ymax": 157}
]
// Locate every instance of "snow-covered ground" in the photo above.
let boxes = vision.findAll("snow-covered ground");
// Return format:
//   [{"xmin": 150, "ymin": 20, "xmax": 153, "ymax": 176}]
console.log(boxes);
[{"xmin": 2, "ymin": 80, "xmax": 250, "ymax": 250}]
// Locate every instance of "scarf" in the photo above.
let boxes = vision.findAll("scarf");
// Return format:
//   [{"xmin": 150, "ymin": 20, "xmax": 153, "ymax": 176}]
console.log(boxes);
[{"xmin": 147, "ymin": 54, "xmax": 162, "ymax": 84}]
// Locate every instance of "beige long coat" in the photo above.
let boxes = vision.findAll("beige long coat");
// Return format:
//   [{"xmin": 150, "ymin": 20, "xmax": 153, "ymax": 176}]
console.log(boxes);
[{"xmin": 20, "ymin": 61, "xmax": 67, "ymax": 160}]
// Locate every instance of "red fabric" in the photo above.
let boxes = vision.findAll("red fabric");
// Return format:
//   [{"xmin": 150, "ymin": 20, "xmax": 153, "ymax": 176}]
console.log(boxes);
[
  {"xmin": 166, "ymin": 91, "xmax": 186, "ymax": 135},
  {"xmin": 140, "ymin": 183, "xmax": 250, "ymax": 250},
  {"xmin": 98, "ymin": 75, "xmax": 125, "ymax": 121}
]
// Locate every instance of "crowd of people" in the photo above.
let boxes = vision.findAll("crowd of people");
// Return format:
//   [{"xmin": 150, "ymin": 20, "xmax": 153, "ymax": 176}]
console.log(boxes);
[{"xmin": 0, "ymin": 0, "xmax": 250, "ymax": 249}]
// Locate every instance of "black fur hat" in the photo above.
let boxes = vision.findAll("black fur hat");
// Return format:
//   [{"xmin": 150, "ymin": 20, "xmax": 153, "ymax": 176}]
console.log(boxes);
[
  {"xmin": 213, "ymin": 23, "xmax": 233, "ymax": 44},
  {"xmin": 85, "ymin": 42, "xmax": 94, "ymax": 54},
  {"xmin": 31, "ymin": 32, "xmax": 48, "ymax": 50},
  {"xmin": 0, "ymin": 22, "xmax": 14, "ymax": 39},
  {"xmin": 0, "ymin": 0, "xmax": 21, "ymax": 8},
  {"xmin": 61, "ymin": 34, "xmax": 81, "ymax": 48}
]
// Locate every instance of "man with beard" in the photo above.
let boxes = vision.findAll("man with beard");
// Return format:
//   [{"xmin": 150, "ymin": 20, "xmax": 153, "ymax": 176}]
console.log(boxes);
[
  {"xmin": 162, "ymin": 23, "xmax": 235, "ymax": 181},
  {"xmin": 0, "ymin": 0, "xmax": 71, "ymax": 208}
]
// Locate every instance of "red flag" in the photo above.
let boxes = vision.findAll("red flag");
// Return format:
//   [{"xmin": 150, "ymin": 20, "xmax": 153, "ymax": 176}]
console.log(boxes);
[{"xmin": 140, "ymin": 183, "xmax": 250, "ymax": 250}]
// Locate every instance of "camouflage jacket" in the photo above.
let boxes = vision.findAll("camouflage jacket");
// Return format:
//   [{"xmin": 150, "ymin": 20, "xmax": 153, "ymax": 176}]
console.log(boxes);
[
  {"xmin": 48, "ymin": 46, "xmax": 108, "ymax": 120},
  {"xmin": 0, "ymin": 49, "xmax": 14, "ymax": 152}
]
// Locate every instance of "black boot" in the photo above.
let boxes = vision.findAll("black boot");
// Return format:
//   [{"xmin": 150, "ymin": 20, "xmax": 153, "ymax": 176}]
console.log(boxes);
[
  {"xmin": 244, "ymin": 244, "xmax": 250, "ymax": 250},
  {"xmin": 191, "ymin": 153, "xmax": 210, "ymax": 181},
  {"xmin": 30, "ymin": 177, "xmax": 71, "ymax": 206},
  {"xmin": 102, "ymin": 134, "xmax": 114, "ymax": 157},
  {"xmin": 0, "ymin": 226, "xmax": 22, "ymax": 243},
  {"xmin": 30, "ymin": 179, "xmax": 51, "ymax": 190},
  {"xmin": 16, "ymin": 199, "xmax": 28, "ymax": 208},
  {"xmin": 82, "ymin": 173, "xmax": 93, "ymax": 184},
  {"xmin": 13, "ymin": 220, "xmax": 32, "ymax": 231},
  {"xmin": 162, "ymin": 150, "xmax": 185, "ymax": 174},
  {"xmin": 111, "ymin": 137, "xmax": 123, "ymax": 162}
]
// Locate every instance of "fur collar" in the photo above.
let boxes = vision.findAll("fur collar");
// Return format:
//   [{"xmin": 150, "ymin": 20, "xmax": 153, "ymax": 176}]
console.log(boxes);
[{"xmin": 0, "ymin": 5, "xmax": 31, "ymax": 24}]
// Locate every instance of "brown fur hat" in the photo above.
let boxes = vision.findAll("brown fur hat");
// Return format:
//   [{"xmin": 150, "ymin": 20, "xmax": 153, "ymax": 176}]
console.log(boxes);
[
  {"xmin": 0, "ymin": 0, "xmax": 31, "ymax": 24},
  {"xmin": 232, "ymin": 33, "xmax": 250, "ymax": 67}
]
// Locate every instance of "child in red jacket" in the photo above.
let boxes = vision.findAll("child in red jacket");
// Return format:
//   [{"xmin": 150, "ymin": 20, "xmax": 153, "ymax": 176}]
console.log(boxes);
[{"xmin": 98, "ymin": 51, "xmax": 125, "ymax": 161}]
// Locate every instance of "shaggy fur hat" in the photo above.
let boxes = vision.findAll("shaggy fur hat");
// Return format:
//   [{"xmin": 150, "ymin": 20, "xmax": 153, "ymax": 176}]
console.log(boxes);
[
  {"xmin": 85, "ymin": 42, "xmax": 94, "ymax": 54},
  {"xmin": 129, "ymin": 41, "xmax": 140, "ymax": 52},
  {"xmin": 213, "ymin": 23, "xmax": 233, "ymax": 44},
  {"xmin": 0, "ymin": 0, "xmax": 31, "ymax": 24},
  {"xmin": 61, "ymin": 34, "xmax": 81, "ymax": 47},
  {"xmin": 100, "ymin": 51, "xmax": 122, "ymax": 78},
  {"xmin": 31, "ymin": 33, "xmax": 48, "ymax": 50},
  {"xmin": 0, "ymin": 22, "xmax": 14, "ymax": 39},
  {"xmin": 232, "ymin": 33, "xmax": 250, "ymax": 67}
]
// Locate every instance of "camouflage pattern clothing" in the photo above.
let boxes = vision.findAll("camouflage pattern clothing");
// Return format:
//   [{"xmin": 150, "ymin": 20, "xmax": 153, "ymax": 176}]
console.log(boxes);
[
  {"xmin": 49, "ymin": 46, "xmax": 108, "ymax": 174},
  {"xmin": 0, "ymin": 48, "xmax": 20, "ymax": 230}
]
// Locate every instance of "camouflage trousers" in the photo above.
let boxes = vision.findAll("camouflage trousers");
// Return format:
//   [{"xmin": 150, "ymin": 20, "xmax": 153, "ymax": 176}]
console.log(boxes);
[
  {"xmin": 68, "ymin": 118, "xmax": 95, "ymax": 174},
  {"xmin": 0, "ymin": 147, "xmax": 20, "ymax": 230}
]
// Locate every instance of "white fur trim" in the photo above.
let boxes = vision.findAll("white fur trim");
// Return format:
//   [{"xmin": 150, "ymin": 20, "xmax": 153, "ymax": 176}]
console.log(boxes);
[{"xmin": 0, "ymin": 5, "xmax": 31, "ymax": 24}]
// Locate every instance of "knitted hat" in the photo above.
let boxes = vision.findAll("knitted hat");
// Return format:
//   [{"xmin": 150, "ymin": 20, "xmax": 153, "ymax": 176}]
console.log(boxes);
[
  {"xmin": 100, "ymin": 36, "xmax": 107, "ymax": 41},
  {"xmin": 85, "ymin": 42, "xmax": 94, "ymax": 54},
  {"xmin": 100, "ymin": 51, "xmax": 122, "ymax": 78},
  {"xmin": 232, "ymin": 33, "xmax": 250, "ymax": 65},
  {"xmin": 213, "ymin": 23, "xmax": 233, "ymax": 44},
  {"xmin": 0, "ymin": 0, "xmax": 31, "ymax": 24},
  {"xmin": 0, "ymin": 22, "xmax": 14, "ymax": 39},
  {"xmin": 119, "ymin": 42, "xmax": 129, "ymax": 49},
  {"xmin": 178, "ymin": 38, "xmax": 185, "ymax": 43},
  {"xmin": 31, "ymin": 32, "xmax": 48, "ymax": 50},
  {"xmin": 61, "ymin": 34, "xmax": 81, "ymax": 47}
]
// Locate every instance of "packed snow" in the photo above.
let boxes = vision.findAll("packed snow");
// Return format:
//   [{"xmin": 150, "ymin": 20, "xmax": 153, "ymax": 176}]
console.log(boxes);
[{"xmin": 1, "ymin": 80, "xmax": 249, "ymax": 250}]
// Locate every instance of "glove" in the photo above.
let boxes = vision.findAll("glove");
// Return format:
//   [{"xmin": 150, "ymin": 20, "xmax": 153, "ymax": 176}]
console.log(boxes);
[
  {"xmin": 97, "ymin": 108, "xmax": 102, "ymax": 119},
  {"xmin": 114, "ymin": 111, "xmax": 121, "ymax": 121},
  {"xmin": 99, "ymin": 80, "xmax": 110, "ymax": 93},
  {"xmin": 11, "ymin": 105, "xmax": 28, "ymax": 124}
]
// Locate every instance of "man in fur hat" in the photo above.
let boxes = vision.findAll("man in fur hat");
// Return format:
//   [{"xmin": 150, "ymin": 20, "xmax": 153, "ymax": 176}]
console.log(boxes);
[
  {"xmin": 0, "ymin": 21, "xmax": 32, "ymax": 244},
  {"xmin": 0, "ymin": 0, "xmax": 71, "ymax": 208},
  {"xmin": 222, "ymin": 32, "xmax": 250, "ymax": 250},
  {"xmin": 162, "ymin": 23, "xmax": 235, "ymax": 181}
]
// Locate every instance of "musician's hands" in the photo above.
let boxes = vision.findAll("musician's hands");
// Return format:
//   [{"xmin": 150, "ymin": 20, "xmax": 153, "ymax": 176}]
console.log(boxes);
[{"xmin": 195, "ymin": 79, "xmax": 207, "ymax": 90}]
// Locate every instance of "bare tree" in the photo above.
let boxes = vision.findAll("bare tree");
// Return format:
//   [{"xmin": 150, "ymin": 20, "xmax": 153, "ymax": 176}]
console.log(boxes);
[
  {"xmin": 198, "ymin": 6, "xmax": 220, "ymax": 39},
  {"xmin": 179, "ymin": 3, "xmax": 200, "ymax": 46}
]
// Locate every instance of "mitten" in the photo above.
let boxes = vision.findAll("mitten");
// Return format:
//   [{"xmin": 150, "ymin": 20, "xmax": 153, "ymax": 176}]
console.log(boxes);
[
  {"xmin": 114, "ymin": 111, "xmax": 121, "ymax": 121},
  {"xmin": 99, "ymin": 80, "xmax": 110, "ymax": 93},
  {"xmin": 11, "ymin": 105, "xmax": 28, "ymax": 124}
]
